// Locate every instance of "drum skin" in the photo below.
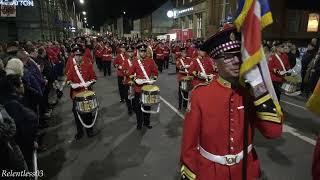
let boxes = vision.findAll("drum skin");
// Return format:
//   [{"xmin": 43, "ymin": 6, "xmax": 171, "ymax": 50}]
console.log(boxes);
[
  {"xmin": 181, "ymin": 76, "xmax": 193, "ymax": 92},
  {"xmin": 74, "ymin": 90, "xmax": 98, "ymax": 113}
]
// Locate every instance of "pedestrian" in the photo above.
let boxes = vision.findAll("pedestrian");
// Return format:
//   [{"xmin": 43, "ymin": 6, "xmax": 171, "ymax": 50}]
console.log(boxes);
[
  {"xmin": 180, "ymin": 25, "xmax": 283, "ymax": 180},
  {"xmin": 155, "ymin": 42, "xmax": 165, "ymax": 73},
  {"xmin": 268, "ymin": 41, "xmax": 291, "ymax": 100},
  {"xmin": 113, "ymin": 43, "xmax": 127, "ymax": 103},
  {"xmin": 129, "ymin": 44, "xmax": 158, "ymax": 130},
  {"xmin": 66, "ymin": 44, "xmax": 98, "ymax": 140}
]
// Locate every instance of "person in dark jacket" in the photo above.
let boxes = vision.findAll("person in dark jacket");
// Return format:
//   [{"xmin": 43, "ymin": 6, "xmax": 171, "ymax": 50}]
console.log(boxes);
[
  {"xmin": 0, "ymin": 71, "xmax": 38, "ymax": 172},
  {"xmin": 301, "ymin": 43, "xmax": 317, "ymax": 95},
  {"xmin": 0, "ymin": 70, "xmax": 28, "ymax": 173}
]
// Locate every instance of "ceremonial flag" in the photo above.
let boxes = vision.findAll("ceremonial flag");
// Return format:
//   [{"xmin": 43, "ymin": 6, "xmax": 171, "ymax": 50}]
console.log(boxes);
[
  {"xmin": 234, "ymin": 0, "xmax": 282, "ymax": 122},
  {"xmin": 306, "ymin": 79, "xmax": 320, "ymax": 116}
]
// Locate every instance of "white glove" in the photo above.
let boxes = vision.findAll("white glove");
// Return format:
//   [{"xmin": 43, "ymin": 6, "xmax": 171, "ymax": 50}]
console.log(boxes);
[
  {"xmin": 207, "ymin": 74, "xmax": 214, "ymax": 80},
  {"xmin": 71, "ymin": 83, "xmax": 81, "ymax": 89},
  {"xmin": 279, "ymin": 71, "xmax": 287, "ymax": 76},
  {"xmin": 184, "ymin": 65, "xmax": 190, "ymax": 68},
  {"xmin": 199, "ymin": 72, "xmax": 208, "ymax": 79},
  {"xmin": 135, "ymin": 78, "xmax": 146, "ymax": 85},
  {"xmin": 146, "ymin": 79, "xmax": 156, "ymax": 85},
  {"xmin": 118, "ymin": 65, "xmax": 122, "ymax": 70}
]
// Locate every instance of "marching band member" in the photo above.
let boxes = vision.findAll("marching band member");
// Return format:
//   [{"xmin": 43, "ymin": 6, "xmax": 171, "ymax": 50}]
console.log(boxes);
[
  {"xmin": 163, "ymin": 41, "xmax": 171, "ymax": 69},
  {"xmin": 268, "ymin": 41, "xmax": 291, "ymax": 100},
  {"xmin": 129, "ymin": 44, "xmax": 158, "ymax": 130},
  {"xmin": 113, "ymin": 43, "xmax": 127, "ymax": 103},
  {"xmin": 122, "ymin": 45, "xmax": 135, "ymax": 115},
  {"xmin": 101, "ymin": 41, "xmax": 113, "ymax": 76},
  {"xmin": 186, "ymin": 39, "xmax": 197, "ymax": 59},
  {"xmin": 155, "ymin": 42, "xmax": 165, "ymax": 73},
  {"xmin": 66, "ymin": 45, "xmax": 98, "ymax": 140},
  {"xmin": 94, "ymin": 38, "xmax": 103, "ymax": 71},
  {"xmin": 189, "ymin": 48, "xmax": 217, "ymax": 87},
  {"xmin": 180, "ymin": 26, "xmax": 283, "ymax": 180},
  {"xmin": 176, "ymin": 47, "xmax": 192, "ymax": 110}
]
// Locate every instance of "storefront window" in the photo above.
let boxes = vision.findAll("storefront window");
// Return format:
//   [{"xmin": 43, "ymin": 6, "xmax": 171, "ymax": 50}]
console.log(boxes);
[
  {"xmin": 307, "ymin": 13, "xmax": 319, "ymax": 32},
  {"xmin": 197, "ymin": 13, "xmax": 202, "ymax": 38}
]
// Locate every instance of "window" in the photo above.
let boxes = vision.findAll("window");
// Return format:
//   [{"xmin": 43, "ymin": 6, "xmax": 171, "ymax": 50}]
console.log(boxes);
[
  {"xmin": 188, "ymin": 15, "xmax": 193, "ymax": 28},
  {"xmin": 196, "ymin": 13, "xmax": 202, "ymax": 38},
  {"xmin": 183, "ymin": 0, "xmax": 185, "ymax": 5},
  {"xmin": 307, "ymin": 13, "xmax": 319, "ymax": 32}
]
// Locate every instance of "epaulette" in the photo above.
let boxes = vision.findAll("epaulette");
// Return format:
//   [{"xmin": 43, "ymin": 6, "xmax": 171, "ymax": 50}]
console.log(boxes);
[{"xmin": 191, "ymin": 81, "xmax": 210, "ymax": 92}]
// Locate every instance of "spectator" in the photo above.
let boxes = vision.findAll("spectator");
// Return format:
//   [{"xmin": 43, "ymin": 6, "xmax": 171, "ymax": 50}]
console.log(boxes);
[
  {"xmin": 0, "ymin": 65, "xmax": 38, "ymax": 172},
  {"xmin": 301, "ymin": 43, "xmax": 317, "ymax": 96}
]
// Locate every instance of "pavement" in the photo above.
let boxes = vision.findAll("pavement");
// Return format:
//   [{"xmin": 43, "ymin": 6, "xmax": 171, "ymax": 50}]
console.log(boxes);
[{"xmin": 38, "ymin": 64, "xmax": 319, "ymax": 180}]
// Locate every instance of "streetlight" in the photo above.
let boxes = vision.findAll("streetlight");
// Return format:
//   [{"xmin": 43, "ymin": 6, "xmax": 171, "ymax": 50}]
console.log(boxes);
[
  {"xmin": 84, "ymin": 17, "xmax": 87, "ymax": 20},
  {"xmin": 79, "ymin": 0, "xmax": 84, "ymax": 4},
  {"xmin": 82, "ymin": 11, "xmax": 86, "ymax": 15},
  {"xmin": 123, "ymin": 11, "xmax": 126, "ymax": 15}
]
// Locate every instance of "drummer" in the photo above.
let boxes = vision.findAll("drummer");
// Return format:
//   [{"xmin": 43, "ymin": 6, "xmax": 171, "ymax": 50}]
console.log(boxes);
[
  {"xmin": 66, "ymin": 44, "xmax": 98, "ymax": 140},
  {"xmin": 122, "ymin": 45, "xmax": 135, "ymax": 115},
  {"xmin": 176, "ymin": 47, "xmax": 192, "ymax": 110},
  {"xmin": 189, "ymin": 47, "xmax": 217, "ymax": 87},
  {"xmin": 129, "ymin": 44, "xmax": 159, "ymax": 130}
]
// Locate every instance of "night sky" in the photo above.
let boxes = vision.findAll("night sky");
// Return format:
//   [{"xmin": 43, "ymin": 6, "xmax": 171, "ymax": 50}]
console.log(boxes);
[{"xmin": 85, "ymin": 0, "xmax": 168, "ymax": 28}]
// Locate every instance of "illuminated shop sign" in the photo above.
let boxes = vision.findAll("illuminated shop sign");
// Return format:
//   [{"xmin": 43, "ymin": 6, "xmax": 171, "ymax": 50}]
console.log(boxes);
[{"xmin": 0, "ymin": 0, "xmax": 34, "ymax": 6}]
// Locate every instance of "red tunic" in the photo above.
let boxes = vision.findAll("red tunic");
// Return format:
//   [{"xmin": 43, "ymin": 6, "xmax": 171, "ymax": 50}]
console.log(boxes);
[
  {"xmin": 189, "ymin": 56, "xmax": 216, "ymax": 87},
  {"xmin": 128, "ymin": 57, "xmax": 159, "ymax": 93},
  {"xmin": 94, "ymin": 44, "xmax": 103, "ymax": 58},
  {"xmin": 66, "ymin": 57, "xmax": 97, "ymax": 99},
  {"xmin": 268, "ymin": 53, "xmax": 291, "ymax": 83},
  {"xmin": 84, "ymin": 48, "xmax": 93, "ymax": 63},
  {"xmin": 46, "ymin": 47, "xmax": 59, "ymax": 64},
  {"xmin": 101, "ymin": 47, "xmax": 113, "ymax": 61},
  {"xmin": 113, "ymin": 53, "xmax": 127, "ymax": 77},
  {"xmin": 122, "ymin": 57, "xmax": 134, "ymax": 85},
  {"xmin": 163, "ymin": 46, "xmax": 170, "ymax": 58},
  {"xmin": 176, "ymin": 57, "xmax": 192, "ymax": 81},
  {"xmin": 155, "ymin": 47, "xmax": 165, "ymax": 60},
  {"xmin": 181, "ymin": 77, "xmax": 283, "ymax": 180}
]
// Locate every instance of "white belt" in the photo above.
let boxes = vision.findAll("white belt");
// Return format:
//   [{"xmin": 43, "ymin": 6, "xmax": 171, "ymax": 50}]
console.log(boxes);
[{"xmin": 199, "ymin": 144, "xmax": 253, "ymax": 166}]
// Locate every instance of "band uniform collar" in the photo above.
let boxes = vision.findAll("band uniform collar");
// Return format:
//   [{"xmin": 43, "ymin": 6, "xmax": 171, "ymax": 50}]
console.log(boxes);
[{"xmin": 217, "ymin": 76, "xmax": 232, "ymax": 89}]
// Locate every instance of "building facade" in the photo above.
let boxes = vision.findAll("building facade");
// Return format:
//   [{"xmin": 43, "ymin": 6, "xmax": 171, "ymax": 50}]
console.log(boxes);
[{"xmin": 0, "ymin": 0, "xmax": 78, "ymax": 42}]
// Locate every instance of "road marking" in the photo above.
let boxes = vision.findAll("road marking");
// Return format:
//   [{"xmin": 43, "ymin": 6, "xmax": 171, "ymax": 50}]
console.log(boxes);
[
  {"xmin": 159, "ymin": 96, "xmax": 184, "ymax": 119},
  {"xmin": 160, "ymin": 96, "xmax": 316, "ymax": 146},
  {"xmin": 280, "ymin": 100, "xmax": 306, "ymax": 110}
]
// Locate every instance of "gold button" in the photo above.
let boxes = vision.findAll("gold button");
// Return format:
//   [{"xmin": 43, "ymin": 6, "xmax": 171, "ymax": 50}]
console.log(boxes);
[
  {"xmin": 230, "ymin": 118, "xmax": 234, "ymax": 122},
  {"xmin": 230, "ymin": 137, "xmax": 234, "ymax": 142},
  {"xmin": 230, "ymin": 109, "xmax": 234, "ymax": 113},
  {"xmin": 230, "ymin": 147, "xmax": 234, "ymax": 150},
  {"xmin": 231, "ymin": 129, "xmax": 234, "ymax": 133},
  {"xmin": 231, "ymin": 98, "xmax": 234, "ymax": 102}
]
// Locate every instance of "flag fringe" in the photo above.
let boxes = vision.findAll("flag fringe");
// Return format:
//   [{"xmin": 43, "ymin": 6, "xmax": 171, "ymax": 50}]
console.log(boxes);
[
  {"xmin": 234, "ymin": 0, "xmax": 254, "ymax": 31},
  {"xmin": 261, "ymin": 12, "xmax": 273, "ymax": 29}
]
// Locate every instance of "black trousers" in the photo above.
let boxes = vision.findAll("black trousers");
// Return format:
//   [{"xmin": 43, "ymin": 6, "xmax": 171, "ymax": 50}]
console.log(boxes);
[
  {"xmin": 72, "ymin": 102, "xmax": 94, "ymax": 135},
  {"xmin": 164, "ymin": 56, "xmax": 169, "ymax": 69},
  {"xmin": 96, "ymin": 57, "xmax": 102, "ymax": 70},
  {"xmin": 273, "ymin": 81, "xmax": 282, "ymax": 101},
  {"xmin": 117, "ymin": 76, "xmax": 126, "ymax": 101},
  {"xmin": 156, "ymin": 59, "xmax": 163, "ymax": 72},
  {"xmin": 178, "ymin": 82, "xmax": 188, "ymax": 109},
  {"xmin": 102, "ymin": 61, "xmax": 112, "ymax": 76},
  {"xmin": 19, "ymin": 144, "xmax": 33, "ymax": 172},
  {"xmin": 133, "ymin": 93, "xmax": 151, "ymax": 128},
  {"xmin": 123, "ymin": 84, "xmax": 133, "ymax": 113}
]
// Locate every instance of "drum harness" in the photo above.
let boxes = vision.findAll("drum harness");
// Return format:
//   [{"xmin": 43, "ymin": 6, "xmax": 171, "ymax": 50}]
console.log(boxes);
[
  {"xmin": 196, "ymin": 58, "xmax": 208, "ymax": 82},
  {"xmin": 275, "ymin": 53, "xmax": 287, "ymax": 73},
  {"xmin": 73, "ymin": 58, "xmax": 98, "ymax": 129}
]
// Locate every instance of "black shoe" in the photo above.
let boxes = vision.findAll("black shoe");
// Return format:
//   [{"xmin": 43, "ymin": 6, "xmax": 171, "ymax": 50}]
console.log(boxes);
[
  {"xmin": 120, "ymin": 99, "xmax": 125, "ymax": 103},
  {"xmin": 74, "ymin": 133, "xmax": 84, "ymax": 140},
  {"xmin": 137, "ymin": 125, "xmax": 142, "ymax": 130},
  {"xmin": 128, "ymin": 111, "xmax": 133, "ymax": 116},
  {"xmin": 144, "ymin": 125, "xmax": 152, "ymax": 129},
  {"xmin": 87, "ymin": 130, "xmax": 100, "ymax": 138}
]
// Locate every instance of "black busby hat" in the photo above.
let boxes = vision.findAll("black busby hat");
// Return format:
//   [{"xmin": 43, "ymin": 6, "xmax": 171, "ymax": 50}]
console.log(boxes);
[
  {"xmin": 137, "ymin": 44, "xmax": 147, "ymax": 52},
  {"xmin": 200, "ymin": 25, "xmax": 241, "ymax": 59},
  {"xmin": 127, "ymin": 46, "xmax": 134, "ymax": 52},
  {"xmin": 71, "ymin": 44, "xmax": 84, "ymax": 55},
  {"xmin": 180, "ymin": 47, "xmax": 186, "ymax": 51},
  {"xmin": 273, "ymin": 41, "xmax": 282, "ymax": 47},
  {"xmin": 119, "ymin": 43, "xmax": 127, "ymax": 49}
]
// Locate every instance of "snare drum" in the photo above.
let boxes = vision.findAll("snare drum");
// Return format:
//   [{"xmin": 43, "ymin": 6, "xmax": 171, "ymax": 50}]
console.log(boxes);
[
  {"xmin": 180, "ymin": 76, "xmax": 193, "ymax": 92},
  {"xmin": 74, "ymin": 90, "xmax": 98, "ymax": 114},
  {"xmin": 141, "ymin": 85, "xmax": 160, "ymax": 106},
  {"xmin": 281, "ymin": 75, "xmax": 301, "ymax": 95}
]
